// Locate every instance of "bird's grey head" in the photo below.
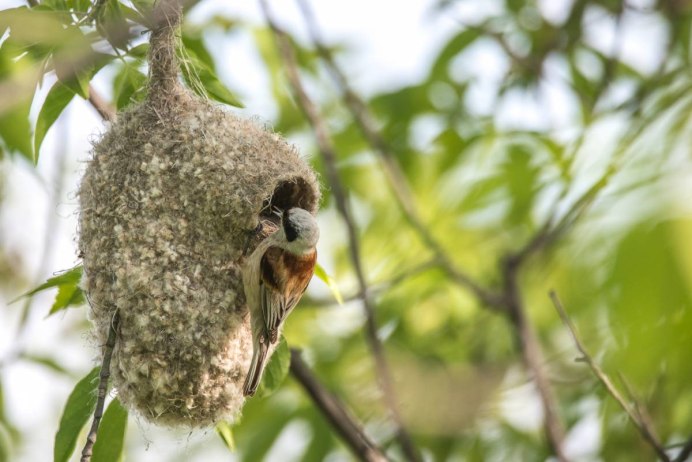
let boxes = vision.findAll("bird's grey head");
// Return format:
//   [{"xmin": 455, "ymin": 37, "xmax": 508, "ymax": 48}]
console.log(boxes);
[{"xmin": 280, "ymin": 207, "xmax": 319, "ymax": 254}]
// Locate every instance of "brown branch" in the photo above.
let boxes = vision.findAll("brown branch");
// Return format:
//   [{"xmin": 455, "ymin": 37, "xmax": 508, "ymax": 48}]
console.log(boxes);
[
  {"xmin": 290, "ymin": 350, "xmax": 389, "ymax": 462},
  {"xmin": 259, "ymin": 3, "xmax": 421, "ymax": 460},
  {"xmin": 549, "ymin": 291, "xmax": 672, "ymax": 462},
  {"xmin": 81, "ymin": 310, "xmax": 120, "ymax": 462},
  {"xmin": 503, "ymin": 261, "xmax": 567, "ymax": 461},
  {"xmin": 88, "ymin": 85, "xmax": 117, "ymax": 122},
  {"xmin": 673, "ymin": 438, "xmax": 692, "ymax": 462},
  {"xmin": 294, "ymin": 0, "xmax": 501, "ymax": 310}
]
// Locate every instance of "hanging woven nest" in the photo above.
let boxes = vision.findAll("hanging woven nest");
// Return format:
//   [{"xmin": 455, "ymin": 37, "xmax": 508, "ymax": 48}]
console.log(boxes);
[{"xmin": 78, "ymin": 1, "xmax": 320, "ymax": 426}]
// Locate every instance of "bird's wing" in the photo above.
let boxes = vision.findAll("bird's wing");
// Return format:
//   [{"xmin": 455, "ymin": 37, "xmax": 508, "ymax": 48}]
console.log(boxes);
[{"xmin": 260, "ymin": 247, "xmax": 316, "ymax": 343}]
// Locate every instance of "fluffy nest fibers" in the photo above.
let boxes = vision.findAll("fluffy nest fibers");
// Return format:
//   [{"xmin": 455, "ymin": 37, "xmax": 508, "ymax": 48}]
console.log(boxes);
[{"xmin": 78, "ymin": 13, "xmax": 320, "ymax": 427}]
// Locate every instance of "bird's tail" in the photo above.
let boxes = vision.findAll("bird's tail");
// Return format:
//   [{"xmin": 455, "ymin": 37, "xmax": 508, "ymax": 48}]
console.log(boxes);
[{"xmin": 243, "ymin": 339, "xmax": 269, "ymax": 397}]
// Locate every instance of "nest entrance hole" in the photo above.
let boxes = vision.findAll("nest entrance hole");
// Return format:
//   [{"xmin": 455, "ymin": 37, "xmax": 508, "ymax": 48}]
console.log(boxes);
[{"xmin": 260, "ymin": 177, "xmax": 318, "ymax": 223}]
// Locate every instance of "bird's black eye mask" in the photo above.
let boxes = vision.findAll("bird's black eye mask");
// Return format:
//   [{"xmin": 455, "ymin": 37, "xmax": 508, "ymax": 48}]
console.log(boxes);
[{"xmin": 283, "ymin": 213, "xmax": 299, "ymax": 242}]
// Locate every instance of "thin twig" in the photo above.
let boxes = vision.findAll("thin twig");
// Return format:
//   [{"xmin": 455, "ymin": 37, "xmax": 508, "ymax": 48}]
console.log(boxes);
[
  {"xmin": 290, "ymin": 350, "xmax": 389, "ymax": 462},
  {"xmin": 306, "ymin": 257, "xmax": 441, "ymax": 307},
  {"xmin": 259, "ymin": 3, "xmax": 421, "ymax": 460},
  {"xmin": 673, "ymin": 438, "xmax": 692, "ymax": 462},
  {"xmin": 503, "ymin": 260, "xmax": 568, "ymax": 461},
  {"xmin": 81, "ymin": 310, "xmax": 121, "ymax": 462},
  {"xmin": 549, "ymin": 291, "xmax": 672, "ymax": 462},
  {"xmin": 294, "ymin": 0, "xmax": 501, "ymax": 310}
]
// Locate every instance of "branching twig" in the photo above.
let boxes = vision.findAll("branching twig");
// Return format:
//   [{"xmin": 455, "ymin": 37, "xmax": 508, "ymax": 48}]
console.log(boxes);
[
  {"xmin": 290, "ymin": 350, "xmax": 389, "ymax": 462},
  {"xmin": 549, "ymin": 291, "xmax": 672, "ymax": 462},
  {"xmin": 259, "ymin": 3, "xmax": 421, "ymax": 460},
  {"xmin": 80, "ymin": 310, "xmax": 120, "ymax": 462},
  {"xmin": 295, "ymin": 0, "xmax": 500, "ymax": 309}
]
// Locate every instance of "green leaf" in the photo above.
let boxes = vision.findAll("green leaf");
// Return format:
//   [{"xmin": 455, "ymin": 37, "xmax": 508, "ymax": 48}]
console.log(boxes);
[
  {"xmin": 91, "ymin": 399, "xmax": 128, "ymax": 462},
  {"xmin": 94, "ymin": 0, "xmax": 130, "ymax": 50},
  {"xmin": 502, "ymin": 144, "xmax": 540, "ymax": 226},
  {"xmin": 0, "ymin": 101, "xmax": 33, "ymax": 163},
  {"xmin": 215, "ymin": 421, "xmax": 235, "ymax": 452},
  {"xmin": 52, "ymin": 26, "xmax": 97, "ymax": 99},
  {"xmin": 430, "ymin": 28, "xmax": 480, "ymax": 79},
  {"xmin": 49, "ymin": 282, "xmax": 85, "ymax": 316},
  {"xmin": 256, "ymin": 336, "xmax": 290, "ymax": 398},
  {"xmin": 112, "ymin": 63, "xmax": 146, "ymax": 110},
  {"xmin": 34, "ymin": 81, "xmax": 76, "ymax": 158},
  {"xmin": 130, "ymin": 0, "xmax": 154, "ymax": 19},
  {"xmin": 314, "ymin": 263, "xmax": 343, "ymax": 305},
  {"xmin": 0, "ymin": 421, "xmax": 11, "ymax": 462},
  {"xmin": 127, "ymin": 43, "xmax": 149, "ymax": 59},
  {"xmin": 179, "ymin": 37, "xmax": 243, "ymax": 108},
  {"xmin": 54, "ymin": 367, "xmax": 99, "ymax": 462},
  {"xmin": 11, "ymin": 266, "xmax": 82, "ymax": 303},
  {"xmin": 19, "ymin": 354, "xmax": 71, "ymax": 376}
]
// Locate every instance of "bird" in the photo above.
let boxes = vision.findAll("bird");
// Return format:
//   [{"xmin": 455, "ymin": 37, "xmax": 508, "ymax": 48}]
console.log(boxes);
[{"xmin": 242, "ymin": 207, "xmax": 319, "ymax": 397}]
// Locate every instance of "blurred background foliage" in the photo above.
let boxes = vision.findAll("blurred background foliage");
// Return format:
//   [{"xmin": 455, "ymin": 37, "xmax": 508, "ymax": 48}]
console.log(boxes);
[{"xmin": 1, "ymin": 0, "xmax": 691, "ymax": 460}]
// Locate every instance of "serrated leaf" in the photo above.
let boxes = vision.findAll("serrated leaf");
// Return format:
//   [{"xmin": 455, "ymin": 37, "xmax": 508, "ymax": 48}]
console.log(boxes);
[
  {"xmin": 34, "ymin": 81, "xmax": 75, "ymax": 158},
  {"xmin": 54, "ymin": 367, "xmax": 99, "ymax": 462},
  {"xmin": 215, "ymin": 421, "xmax": 235, "ymax": 452},
  {"xmin": 314, "ymin": 263, "xmax": 343, "ymax": 305},
  {"xmin": 256, "ymin": 336, "xmax": 290, "ymax": 398},
  {"xmin": 11, "ymin": 266, "xmax": 82, "ymax": 303},
  {"xmin": 91, "ymin": 399, "xmax": 127, "ymax": 462}
]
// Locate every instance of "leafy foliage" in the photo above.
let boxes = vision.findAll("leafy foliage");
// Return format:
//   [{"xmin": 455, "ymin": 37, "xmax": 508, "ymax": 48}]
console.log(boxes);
[
  {"xmin": 0, "ymin": 0, "xmax": 691, "ymax": 460},
  {"xmin": 91, "ymin": 399, "xmax": 128, "ymax": 462},
  {"xmin": 13, "ymin": 266, "xmax": 84, "ymax": 315},
  {"xmin": 54, "ymin": 368, "xmax": 99, "ymax": 462}
]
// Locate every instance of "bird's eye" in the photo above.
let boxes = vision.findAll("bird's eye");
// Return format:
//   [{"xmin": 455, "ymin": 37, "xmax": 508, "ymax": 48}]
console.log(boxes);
[{"xmin": 283, "ymin": 213, "xmax": 299, "ymax": 242}]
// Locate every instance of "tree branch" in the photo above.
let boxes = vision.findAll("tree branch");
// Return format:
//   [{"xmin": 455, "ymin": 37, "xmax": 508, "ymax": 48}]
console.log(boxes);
[
  {"xmin": 290, "ymin": 350, "xmax": 389, "ymax": 462},
  {"xmin": 673, "ymin": 438, "xmax": 692, "ymax": 462},
  {"xmin": 294, "ymin": 0, "xmax": 501, "ymax": 310},
  {"xmin": 503, "ymin": 260, "xmax": 567, "ymax": 461},
  {"xmin": 81, "ymin": 310, "xmax": 120, "ymax": 462},
  {"xmin": 549, "ymin": 291, "xmax": 672, "ymax": 462},
  {"xmin": 259, "ymin": 3, "xmax": 421, "ymax": 460},
  {"xmin": 88, "ymin": 85, "xmax": 117, "ymax": 122}
]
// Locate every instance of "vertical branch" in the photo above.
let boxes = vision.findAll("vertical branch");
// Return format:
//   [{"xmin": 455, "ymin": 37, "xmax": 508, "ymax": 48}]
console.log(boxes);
[
  {"xmin": 294, "ymin": 0, "xmax": 500, "ymax": 309},
  {"xmin": 80, "ymin": 310, "xmax": 121, "ymax": 462},
  {"xmin": 504, "ymin": 259, "xmax": 568, "ymax": 461},
  {"xmin": 549, "ymin": 291, "xmax": 672, "ymax": 462},
  {"xmin": 259, "ymin": 2, "xmax": 421, "ymax": 460},
  {"xmin": 290, "ymin": 350, "xmax": 389, "ymax": 462}
]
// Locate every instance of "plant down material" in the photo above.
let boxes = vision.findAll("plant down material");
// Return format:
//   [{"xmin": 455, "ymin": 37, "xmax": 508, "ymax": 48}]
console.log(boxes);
[{"xmin": 78, "ymin": 10, "xmax": 319, "ymax": 426}]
